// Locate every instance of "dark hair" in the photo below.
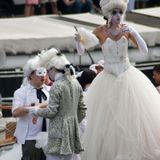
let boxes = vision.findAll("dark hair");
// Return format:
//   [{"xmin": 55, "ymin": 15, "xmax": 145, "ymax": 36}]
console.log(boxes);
[
  {"xmin": 55, "ymin": 64, "xmax": 75, "ymax": 75},
  {"xmin": 103, "ymin": 16, "xmax": 108, "ymax": 21},
  {"xmin": 153, "ymin": 65, "xmax": 160, "ymax": 74},
  {"xmin": 77, "ymin": 69, "xmax": 96, "ymax": 90},
  {"xmin": 65, "ymin": 64, "xmax": 74, "ymax": 75}
]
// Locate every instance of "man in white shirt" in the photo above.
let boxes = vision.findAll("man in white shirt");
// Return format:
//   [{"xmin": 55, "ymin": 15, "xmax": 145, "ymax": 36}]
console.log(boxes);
[{"xmin": 12, "ymin": 56, "xmax": 50, "ymax": 160}]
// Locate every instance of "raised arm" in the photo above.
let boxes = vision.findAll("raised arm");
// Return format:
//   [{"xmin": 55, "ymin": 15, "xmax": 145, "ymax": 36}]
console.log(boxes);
[
  {"xmin": 75, "ymin": 27, "xmax": 100, "ymax": 55},
  {"xmin": 35, "ymin": 85, "xmax": 60, "ymax": 119},
  {"xmin": 122, "ymin": 25, "xmax": 148, "ymax": 54}
]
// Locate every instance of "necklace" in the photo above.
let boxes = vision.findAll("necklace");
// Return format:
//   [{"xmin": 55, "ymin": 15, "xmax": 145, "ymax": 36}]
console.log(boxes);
[
  {"xmin": 108, "ymin": 28, "xmax": 123, "ymax": 40},
  {"xmin": 109, "ymin": 28, "xmax": 122, "ymax": 36}
]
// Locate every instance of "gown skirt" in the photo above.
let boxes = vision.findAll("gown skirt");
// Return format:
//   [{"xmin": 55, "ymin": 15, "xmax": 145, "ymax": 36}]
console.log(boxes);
[{"xmin": 83, "ymin": 66, "xmax": 160, "ymax": 160}]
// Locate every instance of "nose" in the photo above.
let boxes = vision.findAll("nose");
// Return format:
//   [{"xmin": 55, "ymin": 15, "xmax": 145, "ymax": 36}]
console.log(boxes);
[{"xmin": 152, "ymin": 75, "xmax": 155, "ymax": 80}]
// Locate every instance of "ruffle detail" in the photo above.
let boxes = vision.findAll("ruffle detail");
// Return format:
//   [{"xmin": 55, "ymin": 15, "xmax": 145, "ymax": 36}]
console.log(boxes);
[{"xmin": 46, "ymin": 116, "xmax": 84, "ymax": 155}]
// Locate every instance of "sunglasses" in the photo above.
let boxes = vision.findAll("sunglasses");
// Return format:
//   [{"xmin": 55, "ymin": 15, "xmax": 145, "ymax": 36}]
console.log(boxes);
[{"xmin": 112, "ymin": 10, "xmax": 123, "ymax": 15}]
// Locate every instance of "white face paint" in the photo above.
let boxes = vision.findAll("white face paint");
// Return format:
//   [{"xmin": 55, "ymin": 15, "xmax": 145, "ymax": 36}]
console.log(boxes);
[
  {"xmin": 47, "ymin": 67, "xmax": 57, "ymax": 81},
  {"xmin": 111, "ymin": 8, "xmax": 123, "ymax": 24}
]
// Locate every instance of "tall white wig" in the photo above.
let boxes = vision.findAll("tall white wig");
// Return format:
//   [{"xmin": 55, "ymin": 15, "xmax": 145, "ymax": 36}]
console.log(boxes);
[
  {"xmin": 38, "ymin": 48, "xmax": 75, "ymax": 75},
  {"xmin": 38, "ymin": 48, "xmax": 70, "ymax": 70},
  {"xmin": 100, "ymin": 0, "xmax": 128, "ymax": 19}
]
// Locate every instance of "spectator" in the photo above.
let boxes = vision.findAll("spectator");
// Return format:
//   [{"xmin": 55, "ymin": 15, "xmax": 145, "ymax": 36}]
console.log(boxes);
[
  {"xmin": 77, "ymin": 69, "xmax": 96, "ymax": 91},
  {"xmin": 148, "ymin": 0, "xmax": 160, "ymax": 7},
  {"xmin": 135, "ymin": 0, "xmax": 149, "ymax": 9},
  {"xmin": 89, "ymin": 59, "xmax": 104, "ymax": 75},
  {"xmin": 40, "ymin": 0, "xmax": 58, "ymax": 14},
  {"xmin": 152, "ymin": 65, "xmax": 160, "ymax": 93},
  {"xmin": 24, "ymin": 0, "xmax": 39, "ymax": 16},
  {"xmin": 57, "ymin": 0, "xmax": 92, "ymax": 14},
  {"xmin": 92, "ymin": 0, "xmax": 101, "ymax": 13},
  {"xmin": 127, "ymin": 0, "xmax": 135, "ymax": 11}
]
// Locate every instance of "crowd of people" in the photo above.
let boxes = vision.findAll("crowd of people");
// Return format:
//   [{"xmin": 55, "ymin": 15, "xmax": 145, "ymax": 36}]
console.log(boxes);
[
  {"xmin": 0, "ymin": 0, "xmax": 160, "ymax": 17},
  {"xmin": 1, "ymin": 0, "xmax": 160, "ymax": 160},
  {"xmin": 24, "ymin": 0, "xmax": 160, "ymax": 16},
  {"xmin": 24, "ymin": 0, "xmax": 94, "ymax": 16}
]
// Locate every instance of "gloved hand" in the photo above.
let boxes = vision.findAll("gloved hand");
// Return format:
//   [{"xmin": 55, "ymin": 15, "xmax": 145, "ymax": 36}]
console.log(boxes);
[{"xmin": 122, "ymin": 24, "xmax": 148, "ymax": 54}]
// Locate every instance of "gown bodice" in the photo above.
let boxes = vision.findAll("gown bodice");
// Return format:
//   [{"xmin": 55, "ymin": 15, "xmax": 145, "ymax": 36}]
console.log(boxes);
[{"xmin": 101, "ymin": 36, "xmax": 131, "ymax": 76}]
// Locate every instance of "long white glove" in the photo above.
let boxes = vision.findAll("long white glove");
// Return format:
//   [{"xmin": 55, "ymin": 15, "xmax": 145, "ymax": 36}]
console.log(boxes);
[
  {"xmin": 75, "ymin": 27, "xmax": 99, "ymax": 55},
  {"xmin": 123, "ymin": 25, "xmax": 148, "ymax": 54}
]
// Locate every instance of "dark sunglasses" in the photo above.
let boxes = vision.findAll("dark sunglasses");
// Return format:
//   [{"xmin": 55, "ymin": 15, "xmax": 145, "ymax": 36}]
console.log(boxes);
[{"xmin": 112, "ymin": 10, "xmax": 123, "ymax": 15}]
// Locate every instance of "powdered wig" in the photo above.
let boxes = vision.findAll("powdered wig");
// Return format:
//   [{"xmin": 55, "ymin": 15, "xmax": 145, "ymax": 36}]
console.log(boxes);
[
  {"xmin": 100, "ymin": 0, "xmax": 128, "ymax": 19},
  {"xmin": 48, "ymin": 53, "xmax": 70, "ymax": 71},
  {"xmin": 23, "ymin": 56, "xmax": 40, "ymax": 77},
  {"xmin": 38, "ymin": 48, "xmax": 59, "ymax": 69},
  {"xmin": 38, "ymin": 48, "xmax": 76, "ymax": 76},
  {"xmin": 38, "ymin": 48, "xmax": 70, "ymax": 70}
]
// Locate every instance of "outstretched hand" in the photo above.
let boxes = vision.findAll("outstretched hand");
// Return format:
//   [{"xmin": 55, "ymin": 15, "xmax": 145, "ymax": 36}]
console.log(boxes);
[{"xmin": 75, "ymin": 33, "xmax": 81, "ymax": 41}]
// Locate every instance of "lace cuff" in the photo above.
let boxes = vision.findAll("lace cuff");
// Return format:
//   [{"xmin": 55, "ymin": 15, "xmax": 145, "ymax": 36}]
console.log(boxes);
[{"xmin": 78, "ymin": 27, "xmax": 99, "ymax": 49}]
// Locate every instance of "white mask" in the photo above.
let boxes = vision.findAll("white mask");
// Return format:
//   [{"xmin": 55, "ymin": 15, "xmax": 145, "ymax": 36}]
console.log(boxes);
[{"xmin": 35, "ymin": 67, "xmax": 47, "ymax": 77}]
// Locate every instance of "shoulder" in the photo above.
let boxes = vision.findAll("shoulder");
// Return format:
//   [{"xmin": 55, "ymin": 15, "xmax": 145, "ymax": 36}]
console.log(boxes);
[
  {"xmin": 93, "ymin": 25, "xmax": 106, "ymax": 35},
  {"xmin": 14, "ymin": 85, "xmax": 28, "ymax": 97},
  {"xmin": 93, "ymin": 25, "xmax": 108, "ymax": 43},
  {"xmin": 50, "ymin": 79, "xmax": 65, "ymax": 92}
]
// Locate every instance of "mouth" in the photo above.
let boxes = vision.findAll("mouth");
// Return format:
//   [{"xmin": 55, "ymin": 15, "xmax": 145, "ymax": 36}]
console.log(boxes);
[
  {"xmin": 117, "ymin": 17, "xmax": 120, "ymax": 21},
  {"xmin": 41, "ymin": 79, "xmax": 45, "ymax": 82}
]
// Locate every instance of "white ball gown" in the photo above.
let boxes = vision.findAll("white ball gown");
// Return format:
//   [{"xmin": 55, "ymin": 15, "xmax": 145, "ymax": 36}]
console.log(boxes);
[
  {"xmin": 83, "ymin": 36, "xmax": 160, "ymax": 160},
  {"xmin": 0, "ymin": 144, "xmax": 22, "ymax": 160}
]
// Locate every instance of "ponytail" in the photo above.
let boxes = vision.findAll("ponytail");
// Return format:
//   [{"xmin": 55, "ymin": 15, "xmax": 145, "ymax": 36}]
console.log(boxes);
[{"xmin": 64, "ymin": 64, "xmax": 75, "ymax": 75}]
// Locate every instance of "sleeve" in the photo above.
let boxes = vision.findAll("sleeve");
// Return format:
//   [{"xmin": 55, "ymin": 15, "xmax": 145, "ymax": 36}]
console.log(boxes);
[
  {"xmin": 77, "ymin": 88, "xmax": 87, "ymax": 123},
  {"xmin": 36, "ymin": 84, "xmax": 61, "ymax": 118},
  {"xmin": 12, "ymin": 88, "xmax": 26, "ymax": 113},
  {"xmin": 77, "ymin": 27, "xmax": 100, "ymax": 50}
]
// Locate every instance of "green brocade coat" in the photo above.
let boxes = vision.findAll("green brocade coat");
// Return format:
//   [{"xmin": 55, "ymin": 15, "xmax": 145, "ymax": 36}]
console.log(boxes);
[{"xmin": 37, "ymin": 76, "xmax": 86, "ymax": 155}]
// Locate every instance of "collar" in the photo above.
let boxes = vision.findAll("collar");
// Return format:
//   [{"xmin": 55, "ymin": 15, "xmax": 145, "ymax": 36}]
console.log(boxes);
[
  {"xmin": 27, "ymin": 83, "xmax": 46, "ymax": 91},
  {"xmin": 54, "ymin": 73, "xmax": 64, "ymax": 81}
]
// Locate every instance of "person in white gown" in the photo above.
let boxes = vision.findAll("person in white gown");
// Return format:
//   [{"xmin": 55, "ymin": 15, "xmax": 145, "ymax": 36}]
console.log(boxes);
[{"xmin": 75, "ymin": 0, "xmax": 160, "ymax": 160}]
